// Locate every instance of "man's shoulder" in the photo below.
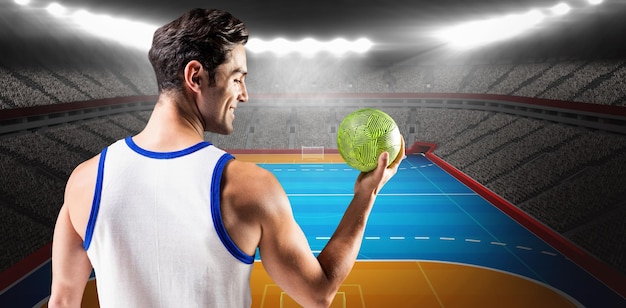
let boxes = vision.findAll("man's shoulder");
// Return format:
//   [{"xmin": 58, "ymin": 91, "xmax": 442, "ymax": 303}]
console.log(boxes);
[
  {"xmin": 65, "ymin": 154, "xmax": 101, "ymax": 194},
  {"xmin": 225, "ymin": 159, "xmax": 276, "ymax": 184},
  {"xmin": 222, "ymin": 159, "xmax": 286, "ymax": 205}
]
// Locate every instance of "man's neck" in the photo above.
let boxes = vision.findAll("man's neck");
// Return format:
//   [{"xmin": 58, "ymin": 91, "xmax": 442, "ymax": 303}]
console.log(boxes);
[{"xmin": 132, "ymin": 94, "xmax": 205, "ymax": 152}]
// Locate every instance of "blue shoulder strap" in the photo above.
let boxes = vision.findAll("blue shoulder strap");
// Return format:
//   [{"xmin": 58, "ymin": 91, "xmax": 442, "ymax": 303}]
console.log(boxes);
[{"xmin": 83, "ymin": 147, "xmax": 108, "ymax": 250}]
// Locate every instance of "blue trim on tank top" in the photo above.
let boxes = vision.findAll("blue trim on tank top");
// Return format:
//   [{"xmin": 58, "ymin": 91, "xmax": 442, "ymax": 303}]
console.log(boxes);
[
  {"xmin": 84, "ymin": 147, "xmax": 108, "ymax": 250},
  {"xmin": 124, "ymin": 136, "xmax": 212, "ymax": 159},
  {"xmin": 211, "ymin": 153, "xmax": 255, "ymax": 264}
]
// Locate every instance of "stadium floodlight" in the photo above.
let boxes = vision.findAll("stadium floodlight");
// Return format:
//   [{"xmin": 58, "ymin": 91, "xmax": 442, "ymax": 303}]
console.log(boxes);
[
  {"xmin": 14, "ymin": 0, "xmax": 30, "ymax": 6},
  {"xmin": 299, "ymin": 38, "xmax": 323, "ymax": 56},
  {"xmin": 550, "ymin": 3, "xmax": 571, "ymax": 16},
  {"xmin": 247, "ymin": 37, "xmax": 373, "ymax": 56},
  {"xmin": 353, "ymin": 38, "xmax": 373, "ymax": 53},
  {"xmin": 328, "ymin": 38, "xmax": 351, "ymax": 55},
  {"xmin": 46, "ymin": 3, "xmax": 67, "ymax": 17},
  {"xmin": 70, "ymin": 9, "xmax": 157, "ymax": 50},
  {"xmin": 436, "ymin": 10, "xmax": 545, "ymax": 49},
  {"xmin": 587, "ymin": 0, "xmax": 603, "ymax": 5}
]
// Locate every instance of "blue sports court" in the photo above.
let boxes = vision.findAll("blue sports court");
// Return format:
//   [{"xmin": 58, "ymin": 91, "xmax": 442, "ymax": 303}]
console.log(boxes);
[{"xmin": 257, "ymin": 154, "xmax": 624, "ymax": 307}]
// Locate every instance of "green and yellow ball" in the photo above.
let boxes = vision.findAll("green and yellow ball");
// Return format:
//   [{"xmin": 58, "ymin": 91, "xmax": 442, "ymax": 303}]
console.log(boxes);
[{"xmin": 337, "ymin": 108, "xmax": 402, "ymax": 172}]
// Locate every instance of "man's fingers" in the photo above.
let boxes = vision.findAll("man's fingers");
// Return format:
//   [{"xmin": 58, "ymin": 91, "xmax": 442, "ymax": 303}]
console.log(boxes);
[{"xmin": 388, "ymin": 136, "xmax": 406, "ymax": 169}]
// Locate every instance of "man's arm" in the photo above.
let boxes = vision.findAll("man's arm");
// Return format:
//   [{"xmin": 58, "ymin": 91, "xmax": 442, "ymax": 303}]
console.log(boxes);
[
  {"xmin": 48, "ymin": 205, "xmax": 92, "ymax": 308},
  {"xmin": 256, "ymin": 139, "xmax": 404, "ymax": 307},
  {"xmin": 49, "ymin": 158, "xmax": 98, "ymax": 308}
]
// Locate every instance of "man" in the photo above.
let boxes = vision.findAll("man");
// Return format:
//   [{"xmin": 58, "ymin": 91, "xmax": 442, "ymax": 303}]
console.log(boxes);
[{"xmin": 49, "ymin": 8, "xmax": 403, "ymax": 307}]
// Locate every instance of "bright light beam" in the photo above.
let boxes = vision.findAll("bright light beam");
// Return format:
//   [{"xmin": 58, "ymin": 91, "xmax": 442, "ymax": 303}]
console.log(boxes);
[
  {"xmin": 436, "ymin": 10, "xmax": 545, "ymax": 49},
  {"xmin": 550, "ymin": 3, "xmax": 571, "ymax": 16},
  {"xmin": 247, "ymin": 38, "xmax": 373, "ymax": 56},
  {"xmin": 70, "ymin": 10, "xmax": 156, "ymax": 50},
  {"xmin": 46, "ymin": 3, "xmax": 67, "ymax": 17}
]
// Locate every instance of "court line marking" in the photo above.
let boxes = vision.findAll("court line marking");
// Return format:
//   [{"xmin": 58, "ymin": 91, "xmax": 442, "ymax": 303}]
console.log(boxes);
[
  {"xmin": 356, "ymin": 284, "xmax": 366, "ymax": 308},
  {"xmin": 284, "ymin": 159, "xmax": 561, "ymax": 284},
  {"xmin": 416, "ymin": 261, "xmax": 445, "ymax": 308},
  {"xmin": 315, "ymin": 234, "xmax": 559, "ymax": 259},
  {"xmin": 260, "ymin": 284, "xmax": 270, "ymax": 308},
  {"xmin": 410, "ymin": 159, "xmax": 550, "ymax": 284},
  {"xmin": 286, "ymin": 193, "xmax": 477, "ymax": 197}
]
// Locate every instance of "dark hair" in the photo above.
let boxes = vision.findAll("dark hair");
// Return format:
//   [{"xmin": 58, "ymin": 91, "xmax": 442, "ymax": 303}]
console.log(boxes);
[{"xmin": 148, "ymin": 8, "xmax": 248, "ymax": 92}]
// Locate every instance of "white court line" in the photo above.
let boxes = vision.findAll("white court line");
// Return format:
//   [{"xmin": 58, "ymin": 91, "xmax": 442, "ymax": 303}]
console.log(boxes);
[
  {"xmin": 465, "ymin": 238, "xmax": 481, "ymax": 243},
  {"xmin": 414, "ymin": 236, "xmax": 430, "ymax": 240},
  {"xmin": 286, "ymin": 193, "xmax": 477, "ymax": 197},
  {"xmin": 516, "ymin": 246, "xmax": 533, "ymax": 251},
  {"xmin": 390, "ymin": 237, "xmax": 405, "ymax": 240},
  {"xmin": 316, "ymin": 236, "xmax": 331, "ymax": 240},
  {"xmin": 491, "ymin": 241, "xmax": 507, "ymax": 246},
  {"xmin": 440, "ymin": 237, "xmax": 455, "ymax": 241},
  {"xmin": 541, "ymin": 251, "xmax": 557, "ymax": 256},
  {"xmin": 365, "ymin": 236, "xmax": 381, "ymax": 240}
]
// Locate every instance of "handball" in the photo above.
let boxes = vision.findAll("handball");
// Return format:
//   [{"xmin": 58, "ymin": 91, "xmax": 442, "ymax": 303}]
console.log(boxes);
[{"xmin": 337, "ymin": 108, "xmax": 402, "ymax": 172}]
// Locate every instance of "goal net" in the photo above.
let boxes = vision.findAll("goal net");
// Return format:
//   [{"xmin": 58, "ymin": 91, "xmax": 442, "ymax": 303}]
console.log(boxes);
[{"xmin": 301, "ymin": 146, "xmax": 324, "ymax": 160}]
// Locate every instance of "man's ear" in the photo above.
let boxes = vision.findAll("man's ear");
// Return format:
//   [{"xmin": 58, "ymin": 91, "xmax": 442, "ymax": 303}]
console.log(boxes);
[{"xmin": 183, "ymin": 60, "xmax": 203, "ymax": 93}]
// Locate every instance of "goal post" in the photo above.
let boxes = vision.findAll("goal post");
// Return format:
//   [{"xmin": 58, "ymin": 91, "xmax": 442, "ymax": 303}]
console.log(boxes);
[{"xmin": 301, "ymin": 146, "xmax": 325, "ymax": 160}]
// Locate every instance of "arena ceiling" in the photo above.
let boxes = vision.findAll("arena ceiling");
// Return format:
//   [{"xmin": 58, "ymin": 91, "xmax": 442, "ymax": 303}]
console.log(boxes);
[{"xmin": 2, "ymin": 0, "xmax": 626, "ymax": 65}]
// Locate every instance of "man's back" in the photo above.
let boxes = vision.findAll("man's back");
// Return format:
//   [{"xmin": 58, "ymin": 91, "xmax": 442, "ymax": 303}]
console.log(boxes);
[{"xmin": 85, "ymin": 137, "xmax": 253, "ymax": 307}]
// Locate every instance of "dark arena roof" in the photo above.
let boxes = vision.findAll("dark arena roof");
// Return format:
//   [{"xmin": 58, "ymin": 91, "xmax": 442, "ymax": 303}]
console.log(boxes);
[{"xmin": 1, "ymin": 0, "xmax": 626, "ymax": 67}]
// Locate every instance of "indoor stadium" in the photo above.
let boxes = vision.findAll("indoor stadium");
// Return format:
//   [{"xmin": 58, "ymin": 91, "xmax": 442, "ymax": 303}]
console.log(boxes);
[{"xmin": 1, "ymin": 0, "xmax": 625, "ymax": 307}]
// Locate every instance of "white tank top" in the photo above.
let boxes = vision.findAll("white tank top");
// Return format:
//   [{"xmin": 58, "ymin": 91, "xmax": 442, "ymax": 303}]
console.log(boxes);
[{"xmin": 83, "ymin": 137, "xmax": 254, "ymax": 307}]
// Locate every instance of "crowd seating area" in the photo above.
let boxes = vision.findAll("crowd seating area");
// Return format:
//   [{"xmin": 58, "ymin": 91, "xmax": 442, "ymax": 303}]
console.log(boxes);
[
  {"xmin": 2, "ymin": 58, "xmax": 626, "ymax": 109},
  {"xmin": 248, "ymin": 107, "xmax": 291, "ymax": 149},
  {"xmin": 0, "ymin": 64, "xmax": 157, "ymax": 109},
  {"xmin": 1, "ymin": 58, "xmax": 626, "ymax": 277},
  {"xmin": 295, "ymin": 108, "xmax": 334, "ymax": 148}
]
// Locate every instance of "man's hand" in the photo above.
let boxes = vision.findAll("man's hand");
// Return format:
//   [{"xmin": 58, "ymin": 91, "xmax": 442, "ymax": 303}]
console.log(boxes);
[{"xmin": 354, "ymin": 136, "xmax": 405, "ymax": 196}]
